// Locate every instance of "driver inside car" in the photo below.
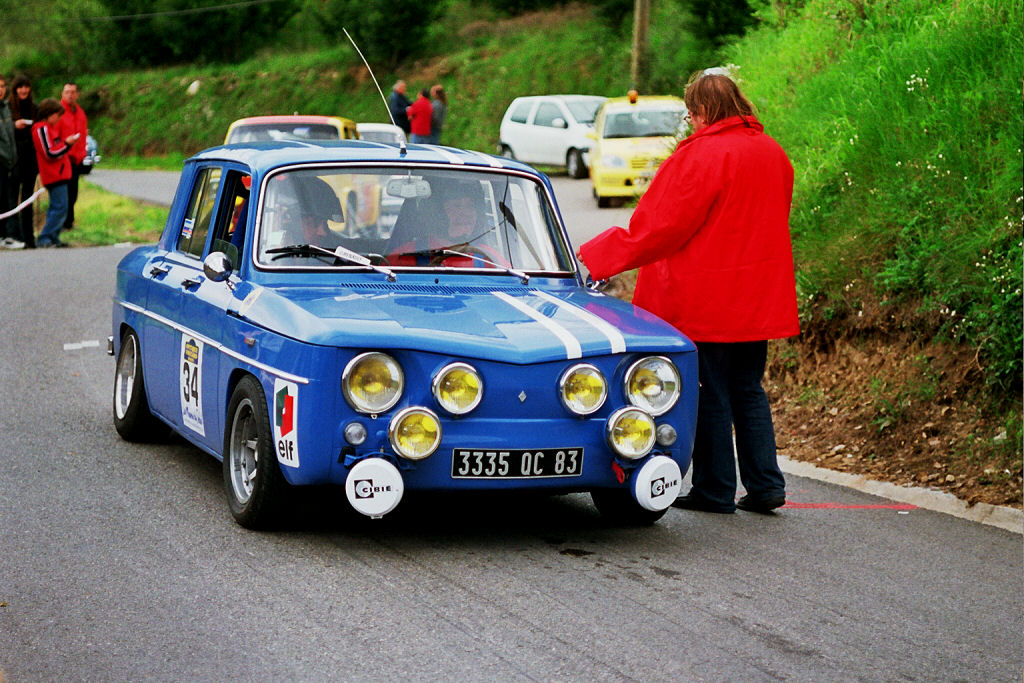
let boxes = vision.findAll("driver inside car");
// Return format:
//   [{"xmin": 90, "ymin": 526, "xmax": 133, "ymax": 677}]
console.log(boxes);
[{"xmin": 387, "ymin": 179, "xmax": 506, "ymax": 267}]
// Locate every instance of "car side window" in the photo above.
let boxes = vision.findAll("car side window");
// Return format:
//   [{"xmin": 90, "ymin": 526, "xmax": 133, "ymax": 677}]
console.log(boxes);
[
  {"xmin": 509, "ymin": 100, "xmax": 532, "ymax": 124},
  {"xmin": 177, "ymin": 167, "xmax": 222, "ymax": 259},
  {"xmin": 533, "ymin": 102, "xmax": 562, "ymax": 128},
  {"xmin": 209, "ymin": 171, "xmax": 251, "ymax": 269}
]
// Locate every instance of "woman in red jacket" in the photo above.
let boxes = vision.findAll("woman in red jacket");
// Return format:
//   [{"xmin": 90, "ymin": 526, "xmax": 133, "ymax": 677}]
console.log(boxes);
[
  {"xmin": 578, "ymin": 73, "xmax": 799, "ymax": 514},
  {"xmin": 32, "ymin": 98, "xmax": 78, "ymax": 247}
]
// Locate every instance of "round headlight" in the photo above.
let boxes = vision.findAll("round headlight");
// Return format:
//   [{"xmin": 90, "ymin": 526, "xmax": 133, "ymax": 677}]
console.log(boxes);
[
  {"xmin": 624, "ymin": 356, "xmax": 680, "ymax": 416},
  {"xmin": 432, "ymin": 363, "xmax": 483, "ymax": 415},
  {"xmin": 605, "ymin": 407, "xmax": 656, "ymax": 460},
  {"xmin": 342, "ymin": 352, "xmax": 404, "ymax": 414},
  {"xmin": 388, "ymin": 407, "xmax": 441, "ymax": 460},
  {"xmin": 559, "ymin": 363, "xmax": 607, "ymax": 416}
]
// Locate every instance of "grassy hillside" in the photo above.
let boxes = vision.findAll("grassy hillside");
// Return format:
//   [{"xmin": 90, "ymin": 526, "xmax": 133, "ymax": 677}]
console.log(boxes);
[{"xmin": 36, "ymin": 0, "xmax": 1021, "ymax": 501}]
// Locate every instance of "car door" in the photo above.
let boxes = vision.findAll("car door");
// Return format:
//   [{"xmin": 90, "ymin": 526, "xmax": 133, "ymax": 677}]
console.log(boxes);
[
  {"xmin": 140, "ymin": 165, "xmax": 227, "ymax": 451},
  {"xmin": 528, "ymin": 100, "xmax": 570, "ymax": 165}
]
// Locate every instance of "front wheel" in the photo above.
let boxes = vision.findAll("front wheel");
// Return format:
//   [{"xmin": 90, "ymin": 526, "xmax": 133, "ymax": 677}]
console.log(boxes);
[
  {"xmin": 499, "ymin": 145, "xmax": 515, "ymax": 160},
  {"xmin": 591, "ymin": 489, "xmax": 668, "ymax": 526},
  {"xmin": 566, "ymin": 149, "xmax": 587, "ymax": 179},
  {"xmin": 113, "ymin": 329, "xmax": 164, "ymax": 441},
  {"xmin": 223, "ymin": 376, "xmax": 287, "ymax": 529}
]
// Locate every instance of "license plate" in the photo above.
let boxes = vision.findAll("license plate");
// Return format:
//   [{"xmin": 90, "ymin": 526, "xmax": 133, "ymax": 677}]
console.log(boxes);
[{"xmin": 451, "ymin": 448, "xmax": 583, "ymax": 479}]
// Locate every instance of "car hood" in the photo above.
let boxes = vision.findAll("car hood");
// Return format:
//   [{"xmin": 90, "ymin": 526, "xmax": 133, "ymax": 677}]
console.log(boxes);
[
  {"xmin": 599, "ymin": 136, "xmax": 676, "ymax": 160},
  {"xmin": 233, "ymin": 281, "xmax": 692, "ymax": 364}
]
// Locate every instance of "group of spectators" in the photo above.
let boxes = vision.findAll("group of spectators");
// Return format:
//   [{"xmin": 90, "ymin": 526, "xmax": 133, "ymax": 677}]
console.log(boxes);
[
  {"xmin": 0, "ymin": 75, "xmax": 88, "ymax": 249},
  {"xmin": 388, "ymin": 80, "xmax": 447, "ymax": 144}
]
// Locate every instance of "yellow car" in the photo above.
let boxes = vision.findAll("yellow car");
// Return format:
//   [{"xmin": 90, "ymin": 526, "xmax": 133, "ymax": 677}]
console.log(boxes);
[
  {"xmin": 588, "ymin": 94, "xmax": 687, "ymax": 207},
  {"xmin": 224, "ymin": 115, "xmax": 359, "ymax": 144},
  {"xmin": 225, "ymin": 115, "xmax": 384, "ymax": 237}
]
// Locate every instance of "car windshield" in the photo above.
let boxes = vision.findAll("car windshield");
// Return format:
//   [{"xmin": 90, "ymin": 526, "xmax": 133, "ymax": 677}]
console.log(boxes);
[
  {"xmin": 228, "ymin": 123, "xmax": 340, "ymax": 143},
  {"xmin": 602, "ymin": 108, "xmax": 685, "ymax": 138},
  {"xmin": 255, "ymin": 166, "xmax": 574, "ymax": 273},
  {"xmin": 565, "ymin": 98, "xmax": 605, "ymax": 125}
]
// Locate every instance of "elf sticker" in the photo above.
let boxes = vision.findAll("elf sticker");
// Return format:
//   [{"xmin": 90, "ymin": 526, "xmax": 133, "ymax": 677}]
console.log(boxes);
[
  {"xmin": 180, "ymin": 336, "xmax": 205, "ymax": 436},
  {"xmin": 273, "ymin": 378, "xmax": 300, "ymax": 468}
]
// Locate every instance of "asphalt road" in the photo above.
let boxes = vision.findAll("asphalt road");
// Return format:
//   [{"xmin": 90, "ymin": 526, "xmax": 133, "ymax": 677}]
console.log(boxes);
[{"xmin": 0, "ymin": 173, "xmax": 1017, "ymax": 680}]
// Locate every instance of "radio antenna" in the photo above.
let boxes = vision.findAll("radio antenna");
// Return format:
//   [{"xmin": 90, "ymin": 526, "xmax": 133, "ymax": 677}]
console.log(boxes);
[{"xmin": 343, "ymin": 27, "xmax": 407, "ymax": 156}]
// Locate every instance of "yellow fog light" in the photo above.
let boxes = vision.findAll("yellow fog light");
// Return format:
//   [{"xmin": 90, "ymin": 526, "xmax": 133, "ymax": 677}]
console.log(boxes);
[
  {"xmin": 388, "ymin": 407, "xmax": 442, "ymax": 460},
  {"xmin": 342, "ymin": 352, "xmax": 404, "ymax": 414},
  {"xmin": 432, "ymin": 363, "xmax": 483, "ymax": 415},
  {"xmin": 624, "ymin": 356, "xmax": 680, "ymax": 416},
  {"xmin": 605, "ymin": 407, "xmax": 656, "ymax": 460},
  {"xmin": 559, "ymin": 363, "xmax": 607, "ymax": 416}
]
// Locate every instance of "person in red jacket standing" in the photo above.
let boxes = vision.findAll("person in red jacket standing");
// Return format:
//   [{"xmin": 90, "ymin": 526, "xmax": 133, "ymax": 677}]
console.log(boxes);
[
  {"xmin": 577, "ymin": 72, "xmax": 799, "ymax": 514},
  {"xmin": 58, "ymin": 81, "xmax": 87, "ymax": 231},
  {"xmin": 32, "ymin": 98, "xmax": 77, "ymax": 247},
  {"xmin": 406, "ymin": 88, "xmax": 432, "ymax": 144}
]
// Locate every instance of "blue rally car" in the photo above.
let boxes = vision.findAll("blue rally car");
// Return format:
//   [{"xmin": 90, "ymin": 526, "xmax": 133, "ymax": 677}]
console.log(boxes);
[{"xmin": 110, "ymin": 139, "xmax": 697, "ymax": 528}]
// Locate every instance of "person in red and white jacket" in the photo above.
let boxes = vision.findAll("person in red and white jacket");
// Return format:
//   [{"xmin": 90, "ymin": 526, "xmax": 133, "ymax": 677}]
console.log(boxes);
[
  {"xmin": 578, "ymin": 72, "xmax": 799, "ymax": 515},
  {"xmin": 32, "ymin": 98, "xmax": 77, "ymax": 247},
  {"xmin": 406, "ymin": 88, "xmax": 433, "ymax": 144},
  {"xmin": 58, "ymin": 82, "xmax": 88, "ymax": 231}
]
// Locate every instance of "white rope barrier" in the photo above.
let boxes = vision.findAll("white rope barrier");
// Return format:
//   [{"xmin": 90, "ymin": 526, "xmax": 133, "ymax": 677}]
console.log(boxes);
[{"xmin": 0, "ymin": 188, "xmax": 46, "ymax": 221}]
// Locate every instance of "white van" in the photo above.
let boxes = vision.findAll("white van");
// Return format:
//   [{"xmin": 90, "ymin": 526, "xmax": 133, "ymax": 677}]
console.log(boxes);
[{"xmin": 498, "ymin": 95, "xmax": 606, "ymax": 178}]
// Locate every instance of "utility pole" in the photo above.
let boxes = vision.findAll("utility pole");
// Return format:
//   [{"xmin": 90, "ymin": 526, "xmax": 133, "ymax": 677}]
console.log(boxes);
[{"xmin": 631, "ymin": 0, "xmax": 651, "ymax": 93}]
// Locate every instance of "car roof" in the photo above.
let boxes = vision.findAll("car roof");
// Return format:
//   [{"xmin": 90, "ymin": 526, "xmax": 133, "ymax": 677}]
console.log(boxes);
[
  {"xmin": 356, "ymin": 122, "xmax": 404, "ymax": 132},
  {"xmin": 229, "ymin": 115, "xmax": 356, "ymax": 126},
  {"xmin": 512, "ymin": 94, "xmax": 606, "ymax": 103},
  {"xmin": 191, "ymin": 140, "xmax": 542, "ymax": 176}
]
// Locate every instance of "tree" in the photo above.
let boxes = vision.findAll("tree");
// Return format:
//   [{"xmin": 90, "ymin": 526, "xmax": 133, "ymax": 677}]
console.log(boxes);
[
  {"xmin": 315, "ymin": 0, "xmax": 442, "ymax": 69},
  {"xmin": 96, "ymin": 0, "xmax": 300, "ymax": 66}
]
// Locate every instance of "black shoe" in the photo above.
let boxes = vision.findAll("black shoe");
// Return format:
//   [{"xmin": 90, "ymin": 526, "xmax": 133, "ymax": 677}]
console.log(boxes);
[
  {"xmin": 672, "ymin": 493, "xmax": 735, "ymax": 514},
  {"xmin": 736, "ymin": 494, "xmax": 787, "ymax": 513}
]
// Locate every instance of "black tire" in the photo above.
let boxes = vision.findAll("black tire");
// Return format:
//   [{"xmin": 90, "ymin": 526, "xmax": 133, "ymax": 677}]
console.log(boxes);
[
  {"xmin": 223, "ymin": 375, "xmax": 287, "ymax": 529},
  {"xmin": 112, "ymin": 329, "xmax": 164, "ymax": 442},
  {"xmin": 596, "ymin": 195, "xmax": 612, "ymax": 208},
  {"xmin": 591, "ymin": 488, "xmax": 668, "ymax": 526},
  {"xmin": 499, "ymin": 144, "xmax": 515, "ymax": 160},
  {"xmin": 567, "ymin": 149, "xmax": 587, "ymax": 179}
]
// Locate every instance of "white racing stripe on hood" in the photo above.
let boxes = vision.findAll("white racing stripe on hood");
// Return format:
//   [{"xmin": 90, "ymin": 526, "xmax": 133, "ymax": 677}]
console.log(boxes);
[
  {"xmin": 532, "ymin": 290, "xmax": 627, "ymax": 354},
  {"xmin": 432, "ymin": 146, "xmax": 465, "ymax": 164},
  {"xmin": 492, "ymin": 291, "xmax": 582, "ymax": 359}
]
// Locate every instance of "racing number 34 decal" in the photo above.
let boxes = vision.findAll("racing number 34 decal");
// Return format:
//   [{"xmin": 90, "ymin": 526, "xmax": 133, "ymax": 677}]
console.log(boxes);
[{"xmin": 180, "ymin": 336, "xmax": 205, "ymax": 436}]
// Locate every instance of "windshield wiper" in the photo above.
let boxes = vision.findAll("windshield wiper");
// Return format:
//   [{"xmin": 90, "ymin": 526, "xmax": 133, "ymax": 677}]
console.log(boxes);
[
  {"xmin": 439, "ymin": 248, "xmax": 530, "ymax": 285},
  {"xmin": 266, "ymin": 243, "xmax": 396, "ymax": 281}
]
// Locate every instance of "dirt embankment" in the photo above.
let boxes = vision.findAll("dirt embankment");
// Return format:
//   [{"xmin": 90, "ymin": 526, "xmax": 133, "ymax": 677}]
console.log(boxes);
[{"xmin": 606, "ymin": 273, "xmax": 1023, "ymax": 509}]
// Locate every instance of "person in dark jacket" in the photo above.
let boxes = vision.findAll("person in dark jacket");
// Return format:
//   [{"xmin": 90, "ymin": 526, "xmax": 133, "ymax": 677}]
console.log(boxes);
[
  {"xmin": 388, "ymin": 80, "xmax": 412, "ymax": 135},
  {"xmin": 429, "ymin": 84, "xmax": 447, "ymax": 145},
  {"xmin": 32, "ymin": 98, "xmax": 78, "ymax": 247},
  {"xmin": 578, "ymin": 72, "xmax": 798, "ymax": 515},
  {"xmin": 0, "ymin": 74, "xmax": 22, "ymax": 249},
  {"xmin": 9, "ymin": 75, "xmax": 38, "ymax": 248}
]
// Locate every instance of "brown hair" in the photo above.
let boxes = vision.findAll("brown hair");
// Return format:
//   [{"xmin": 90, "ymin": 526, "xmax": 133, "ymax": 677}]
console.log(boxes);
[
  {"xmin": 683, "ymin": 72, "xmax": 756, "ymax": 126},
  {"xmin": 430, "ymin": 84, "xmax": 447, "ymax": 106},
  {"xmin": 9, "ymin": 75, "xmax": 33, "ymax": 120},
  {"xmin": 36, "ymin": 97, "xmax": 63, "ymax": 122}
]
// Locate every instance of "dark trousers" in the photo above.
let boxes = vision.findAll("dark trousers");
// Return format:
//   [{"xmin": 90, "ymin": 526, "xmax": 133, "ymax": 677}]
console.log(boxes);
[
  {"xmin": 64, "ymin": 162, "xmax": 82, "ymax": 229},
  {"xmin": 689, "ymin": 340, "xmax": 786, "ymax": 509},
  {"xmin": 11, "ymin": 168, "xmax": 37, "ymax": 247}
]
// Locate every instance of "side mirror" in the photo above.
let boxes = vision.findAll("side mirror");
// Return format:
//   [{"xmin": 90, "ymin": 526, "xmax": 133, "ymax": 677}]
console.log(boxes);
[
  {"xmin": 586, "ymin": 131, "xmax": 597, "ymax": 141},
  {"xmin": 203, "ymin": 251, "xmax": 233, "ymax": 282},
  {"xmin": 552, "ymin": 117, "xmax": 568, "ymax": 129}
]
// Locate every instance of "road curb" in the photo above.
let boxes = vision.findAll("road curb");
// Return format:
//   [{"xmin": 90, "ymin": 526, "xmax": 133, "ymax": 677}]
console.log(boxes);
[{"xmin": 779, "ymin": 455, "xmax": 1023, "ymax": 534}]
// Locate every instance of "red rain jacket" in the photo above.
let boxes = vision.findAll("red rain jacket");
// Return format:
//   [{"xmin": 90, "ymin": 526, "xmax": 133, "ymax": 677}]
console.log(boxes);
[
  {"xmin": 32, "ymin": 120, "xmax": 72, "ymax": 187},
  {"xmin": 579, "ymin": 115, "xmax": 799, "ymax": 343},
  {"xmin": 59, "ymin": 100, "xmax": 88, "ymax": 165},
  {"xmin": 407, "ymin": 95, "xmax": 433, "ymax": 137}
]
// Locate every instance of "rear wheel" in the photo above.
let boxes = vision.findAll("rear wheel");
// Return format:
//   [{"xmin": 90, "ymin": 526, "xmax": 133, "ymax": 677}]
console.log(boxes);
[
  {"xmin": 566, "ymin": 149, "xmax": 587, "ymax": 179},
  {"xmin": 112, "ymin": 329, "xmax": 165, "ymax": 441},
  {"xmin": 591, "ymin": 488, "xmax": 668, "ymax": 526},
  {"xmin": 223, "ymin": 376, "xmax": 286, "ymax": 529}
]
